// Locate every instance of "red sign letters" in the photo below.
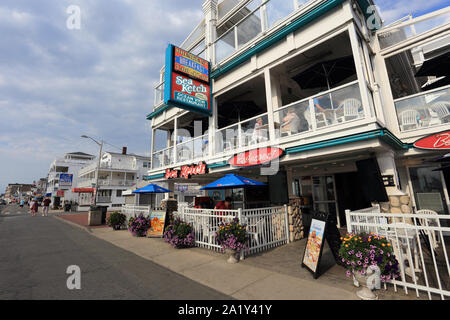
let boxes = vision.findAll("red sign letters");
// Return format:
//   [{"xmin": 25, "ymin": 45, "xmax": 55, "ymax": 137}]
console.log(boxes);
[
  {"xmin": 228, "ymin": 147, "xmax": 284, "ymax": 167},
  {"xmin": 165, "ymin": 162, "xmax": 207, "ymax": 179}
]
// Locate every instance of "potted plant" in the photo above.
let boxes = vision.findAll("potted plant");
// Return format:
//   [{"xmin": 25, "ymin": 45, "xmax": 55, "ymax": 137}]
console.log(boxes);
[
  {"xmin": 107, "ymin": 211, "xmax": 126, "ymax": 230},
  {"xmin": 164, "ymin": 218, "xmax": 195, "ymax": 248},
  {"xmin": 128, "ymin": 214, "xmax": 151, "ymax": 237},
  {"xmin": 339, "ymin": 232, "xmax": 400, "ymax": 300},
  {"xmin": 216, "ymin": 218, "xmax": 248, "ymax": 263}
]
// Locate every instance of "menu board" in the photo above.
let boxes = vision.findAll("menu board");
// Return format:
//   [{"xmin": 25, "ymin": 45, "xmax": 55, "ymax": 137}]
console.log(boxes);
[
  {"xmin": 147, "ymin": 210, "xmax": 167, "ymax": 238},
  {"xmin": 302, "ymin": 218, "xmax": 327, "ymax": 278}
]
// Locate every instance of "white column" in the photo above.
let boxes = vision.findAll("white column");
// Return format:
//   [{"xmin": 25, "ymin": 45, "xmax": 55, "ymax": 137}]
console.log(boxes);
[
  {"xmin": 264, "ymin": 68, "xmax": 276, "ymax": 142},
  {"xmin": 202, "ymin": 0, "xmax": 218, "ymax": 63},
  {"xmin": 376, "ymin": 151, "xmax": 402, "ymax": 196}
]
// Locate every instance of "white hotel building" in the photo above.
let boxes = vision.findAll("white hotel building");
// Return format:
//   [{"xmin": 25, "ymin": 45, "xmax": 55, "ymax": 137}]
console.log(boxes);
[{"xmin": 146, "ymin": 0, "xmax": 450, "ymax": 228}]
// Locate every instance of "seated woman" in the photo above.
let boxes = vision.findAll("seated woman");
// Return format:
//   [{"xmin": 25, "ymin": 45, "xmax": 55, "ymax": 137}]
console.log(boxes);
[
  {"xmin": 252, "ymin": 117, "xmax": 268, "ymax": 143},
  {"xmin": 281, "ymin": 108, "xmax": 301, "ymax": 134}
]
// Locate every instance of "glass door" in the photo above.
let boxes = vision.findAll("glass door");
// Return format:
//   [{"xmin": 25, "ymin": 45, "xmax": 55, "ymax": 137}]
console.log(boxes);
[
  {"xmin": 409, "ymin": 166, "xmax": 449, "ymax": 215},
  {"xmin": 312, "ymin": 175, "xmax": 340, "ymax": 227}
]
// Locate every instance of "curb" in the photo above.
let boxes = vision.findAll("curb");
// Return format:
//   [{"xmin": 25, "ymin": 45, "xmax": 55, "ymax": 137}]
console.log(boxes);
[{"xmin": 52, "ymin": 215, "xmax": 93, "ymax": 234}]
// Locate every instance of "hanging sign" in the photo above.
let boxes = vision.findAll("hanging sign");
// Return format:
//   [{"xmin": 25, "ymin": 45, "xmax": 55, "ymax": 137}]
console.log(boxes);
[
  {"xmin": 413, "ymin": 130, "xmax": 450, "ymax": 150},
  {"xmin": 165, "ymin": 162, "xmax": 207, "ymax": 180},
  {"xmin": 56, "ymin": 190, "xmax": 65, "ymax": 197},
  {"xmin": 164, "ymin": 44, "xmax": 211, "ymax": 116},
  {"xmin": 229, "ymin": 147, "xmax": 284, "ymax": 167},
  {"xmin": 59, "ymin": 174, "xmax": 73, "ymax": 187}
]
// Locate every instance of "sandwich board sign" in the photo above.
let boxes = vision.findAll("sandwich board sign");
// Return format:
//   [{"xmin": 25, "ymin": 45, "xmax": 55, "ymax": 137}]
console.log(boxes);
[
  {"xmin": 147, "ymin": 210, "xmax": 168, "ymax": 238},
  {"xmin": 302, "ymin": 215, "xmax": 328, "ymax": 279}
]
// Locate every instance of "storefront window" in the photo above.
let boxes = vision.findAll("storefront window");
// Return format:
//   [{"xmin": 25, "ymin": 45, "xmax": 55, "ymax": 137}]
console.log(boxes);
[{"xmin": 409, "ymin": 166, "xmax": 449, "ymax": 214}]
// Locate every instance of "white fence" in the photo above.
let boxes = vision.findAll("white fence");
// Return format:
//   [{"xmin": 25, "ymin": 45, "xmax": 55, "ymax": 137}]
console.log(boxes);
[
  {"xmin": 174, "ymin": 206, "xmax": 289, "ymax": 258},
  {"xmin": 121, "ymin": 205, "xmax": 151, "ymax": 222},
  {"xmin": 346, "ymin": 207, "xmax": 450, "ymax": 300}
]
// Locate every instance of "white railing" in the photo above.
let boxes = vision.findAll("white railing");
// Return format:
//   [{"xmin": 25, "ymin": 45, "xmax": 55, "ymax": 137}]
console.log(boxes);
[
  {"xmin": 346, "ymin": 207, "xmax": 450, "ymax": 300},
  {"xmin": 121, "ymin": 205, "xmax": 151, "ymax": 222},
  {"xmin": 154, "ymin": 82, "xmax": 165, "ymax": 107},
  {"xmin": 174, "ymin": 205, "xmax": 289, "ymax": 257}
]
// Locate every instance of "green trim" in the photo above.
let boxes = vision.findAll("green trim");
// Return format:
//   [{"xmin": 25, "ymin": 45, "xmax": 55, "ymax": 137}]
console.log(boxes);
[
  {"xmin": 211, "ymin": 0, "xmax": 346, "ymax": 79},
  {"xmin": 144, "ymin": 173, "xmax": 165, "ymax": 181},
  {"xmin": 207, "ymin": 161, "xmax": 229, "ymax": 169},
  {"xmin": 285, "ymin": 128, "xmax": 408, "ymax": 155},
  {"xmin": 146, "ymin": 104, "xmax": 170, "ymax": 120}
]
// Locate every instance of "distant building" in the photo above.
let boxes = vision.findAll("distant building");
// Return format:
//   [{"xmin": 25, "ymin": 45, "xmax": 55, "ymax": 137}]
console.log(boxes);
[
  {"xmin": 4, "ymin": 184, "xmax": 33, "ymax": 203},
  {"xmin": 76, "ymin": 148, "xmax": 151, "ymax": 210},
  {"xmin": 46, "ymin": 152, "xmax": 95, "ymax": 208}
]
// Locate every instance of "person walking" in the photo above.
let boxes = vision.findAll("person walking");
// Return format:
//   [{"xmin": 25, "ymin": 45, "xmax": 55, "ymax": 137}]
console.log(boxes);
[
  {"xmin": 42, "ymin": 197, "xmax": 51, "ymax": 216},
  {"xmin": 30, "ymin": 198, "xmax": 38, "ymax": 216},
  {"xmin": 19, "ymin": 199, "xmax": 24, "ymax": 208}
]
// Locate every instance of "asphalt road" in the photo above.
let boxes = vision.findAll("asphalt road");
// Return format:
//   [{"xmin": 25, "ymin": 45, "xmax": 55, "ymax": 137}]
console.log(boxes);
[{"xmin": 0, "ymin": 204, "xmax": 231, "ymax": 300}]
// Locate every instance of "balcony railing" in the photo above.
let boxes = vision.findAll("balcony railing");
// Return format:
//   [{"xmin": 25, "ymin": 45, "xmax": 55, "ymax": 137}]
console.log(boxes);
[
  {"xmin": 77, "ymin": 178, "xmax": 135, "ymax": 188},
  {"xmin": 154, "ymin": 82, "xmax": 165, "ymax": 107},
  {"xmin": 395, "ymin": 84, "xmax": 450, "ymax": 132},
  {"xmin": 274, "ymin": 81, "xmax": 364, "ymax": 137},
  {"xmin": 377, "ymin": 7, "xmax": 450, "ymax": 51},
  {"xmin": 152, "ymin": 146, "xmax": 174, "ymax": 170},
  {"xmin": 97, "ymin": 196, "xmax": 111, "ymax": 203}
]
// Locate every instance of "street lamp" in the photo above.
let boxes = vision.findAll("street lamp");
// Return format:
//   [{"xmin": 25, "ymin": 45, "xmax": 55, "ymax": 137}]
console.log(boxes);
[{"xmin": 81, "ymin": 135, "xmax": 104, "ymax": 206}]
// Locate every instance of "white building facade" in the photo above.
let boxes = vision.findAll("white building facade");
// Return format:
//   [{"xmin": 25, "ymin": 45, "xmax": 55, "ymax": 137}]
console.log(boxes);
[
  {"xmin": 46, "ymin": 152, "xmax": 95, "ymax": 208},
  {"xmin": 76, "ymin": 151, "xmax": 152, "ymax": 211},
  {"xmin": 146, "ymin": 0, "xmax": 450, "ymax": 228}
]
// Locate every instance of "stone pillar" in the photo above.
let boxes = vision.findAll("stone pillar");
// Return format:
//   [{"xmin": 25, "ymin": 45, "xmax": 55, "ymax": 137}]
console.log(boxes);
[
  {"xmin": 288, "ymin": 197, "xmax": 304, "ymax": 242},
  {"xmin": 376, "ymin": 151, "xmax": 412, "ymax": 222}
]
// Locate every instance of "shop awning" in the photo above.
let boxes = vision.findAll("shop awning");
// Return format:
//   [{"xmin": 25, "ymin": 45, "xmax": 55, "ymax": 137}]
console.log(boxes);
[
  {"xmin": 72, "ymin": 188, "xmax": 95, "ymax": 193},
  {"xmin": 200, "ymin": 173, "xmax": 266, "ymax": 190}
]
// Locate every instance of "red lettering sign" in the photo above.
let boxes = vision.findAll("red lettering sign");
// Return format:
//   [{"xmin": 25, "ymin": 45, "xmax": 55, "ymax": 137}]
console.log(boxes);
[
  {"xmin": 413, "ymin": 131, "xmax": 450, "ymax": 150},
  {"xmin": 165, "ymin": 162, "xmax": 207, "ymax": 179},
  {"xmin": 229, "ymin": 147, "xmax": 284, "ymax": 167}
]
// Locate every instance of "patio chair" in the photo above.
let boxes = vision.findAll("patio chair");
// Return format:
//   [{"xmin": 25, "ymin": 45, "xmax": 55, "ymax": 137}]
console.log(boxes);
[
  {"xmin": 399, "ymin": 109, "xmax": 420, "ymax": 131},
  {"xmin": 247, "ymin": 218, "xmax": 265, "ymax": 247},
  {"xmin": 416, "ymin": 209, "xmax": 440, "ymax": 250},
  {"xmin": 335, "ymin": 98, "xmax": 362, "ymax": 123},
  {"xmin": 315, "ymin": 111, "xmax": 328, "ymax": 128},
  {"xmin": 430, "ymin": 101, "xmax": 450, "ymax": 123}
]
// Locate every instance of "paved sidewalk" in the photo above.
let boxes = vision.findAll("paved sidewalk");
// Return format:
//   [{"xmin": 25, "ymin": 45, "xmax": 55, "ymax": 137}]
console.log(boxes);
[
  {"xmin": 56, "ymin": 221, "xmax": 422, "ymax": 300},
  {"xmin": 55, "ymin": 212, "xmax": 110, "ymax": 230}
]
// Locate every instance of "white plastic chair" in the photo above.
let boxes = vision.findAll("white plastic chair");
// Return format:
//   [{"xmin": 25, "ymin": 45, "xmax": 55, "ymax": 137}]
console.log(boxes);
[
  {"xmin": 247, "ymin": 219, "xmax": 265, "ymax": 247},
  {"xmin": 399, "ymin": 109, "xmax": 420, "ymax": 131},
  {"xmin": 430, "ymin": 101, "xmax": 450, "ymax": 123},
  {"xmin": 416, "ymin": 209, "xmax": 440, "ymax": 250},
  {"xmin": 336, "ymin": 98, "xmax": 362, "ymax": 123},
  {"xmin": 315, "ymin": 112, "xmax": 328, "ymax": 128}
]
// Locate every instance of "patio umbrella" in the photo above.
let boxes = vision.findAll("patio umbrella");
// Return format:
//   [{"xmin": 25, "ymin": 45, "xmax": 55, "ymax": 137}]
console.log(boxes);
[
  {"xmin": 292, "ymin": 56, "xmax": 356, "ymax": 91},
  {"xmin": 415, "ymin": 51, "xmax": 450, "ymax": 78},
  {"xmin": 200, "ymin": 173, "xmax": 266, "ymax": 190},
  {"xmin": 132, "ymin": 184, "xmax": 171, "ymax": 194}
]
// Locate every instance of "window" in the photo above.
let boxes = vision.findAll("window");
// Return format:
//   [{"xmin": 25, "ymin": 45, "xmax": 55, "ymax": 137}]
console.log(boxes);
[
  {"xmin": 116, "ymin": 190, "xmax": 123, "ymax": 197},
  {"xmin": 143, "ymin": 162, "xmax": 148, "ymax": 168}
]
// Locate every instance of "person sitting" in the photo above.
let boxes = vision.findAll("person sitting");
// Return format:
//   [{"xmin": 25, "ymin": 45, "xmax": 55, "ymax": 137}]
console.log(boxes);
[
  {"xmin": 281, "ymin": 108, "xmax": 301, "ymax": 135},
  {"xmin": 252, "ymin": 118, "xmax": 267, "ymax": 143},
  {"xmin": 214, "ymin": 196, "xmax": 232, "ymax": 220}
]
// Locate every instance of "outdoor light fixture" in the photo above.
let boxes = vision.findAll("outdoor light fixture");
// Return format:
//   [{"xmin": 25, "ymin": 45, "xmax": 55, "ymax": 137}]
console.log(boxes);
[{"xmin": 81, "ymin": 135, "xmax": 104, "ymax": 205}]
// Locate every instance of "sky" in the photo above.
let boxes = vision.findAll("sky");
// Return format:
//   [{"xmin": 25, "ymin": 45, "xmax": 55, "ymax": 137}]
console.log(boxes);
[{"xmin": 0, "ymin": 0, "xmax": 448, "ymax": 192}]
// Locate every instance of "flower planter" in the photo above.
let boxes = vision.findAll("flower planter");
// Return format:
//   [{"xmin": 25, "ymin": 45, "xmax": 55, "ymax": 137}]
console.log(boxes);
[
  {"xmin": 225, "ymin": 249, "xmax": 239, "ymax": 264},
  {"xmin": 352, "ymin": 271, "xmax": 378, "ymax": 300}
]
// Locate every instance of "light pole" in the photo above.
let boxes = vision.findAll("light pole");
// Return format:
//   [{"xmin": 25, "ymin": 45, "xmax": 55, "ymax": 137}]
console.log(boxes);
[{"xmin": 81, "ymin": 135, "xmax": 103, "ymax": 206}]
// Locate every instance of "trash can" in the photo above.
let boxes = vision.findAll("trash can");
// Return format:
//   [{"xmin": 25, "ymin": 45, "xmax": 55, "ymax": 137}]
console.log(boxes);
[
  {"xmin": 97, "ymin": 206, "xmax": 108, "ymax": 224},
  {"xmin": 64, "ymin": 203, "xmax": 72, "ymax": 212},
  {"xmin": 88, "ymin": 206, "xmax": 102, "ymax": 226}
]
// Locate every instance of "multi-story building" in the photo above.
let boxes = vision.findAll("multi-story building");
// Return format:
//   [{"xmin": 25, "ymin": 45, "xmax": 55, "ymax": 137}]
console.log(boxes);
[
  {"xmin": 46, "ymin": 152, "xmax": 95, "ymax": 208},
  {"xmin": 4, "ymin": 184, "xmax": 33, "ymax": 203},
  {"xmin": 146, "ymin": 0, "xmax": 450, "ymax": 227},
  {"xmin": 76, "ymin": 150, "xmax": 152, "ymax": 211}
]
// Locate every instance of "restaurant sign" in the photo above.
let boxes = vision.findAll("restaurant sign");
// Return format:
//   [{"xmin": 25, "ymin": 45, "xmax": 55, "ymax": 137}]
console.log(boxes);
[
  {"xmin": 165, "ymin": 162, "xmax": 207, "ymax": 180},
  {"xmin": 413, "ymin": 130, "xmax": 450, "ymax": 150},
  {"xmin": 164, "ymin": 44, "xmax": 211, "ymax": 116},
  {"xmin": 228, "ymin": 147, "xmax": 284, "ymax": 167}
]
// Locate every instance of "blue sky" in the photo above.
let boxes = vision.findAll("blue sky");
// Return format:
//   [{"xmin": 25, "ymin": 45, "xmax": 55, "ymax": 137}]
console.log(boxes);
[{"xmin": 0, "ymin": 0, "xmax": 448, "ymax": 192}]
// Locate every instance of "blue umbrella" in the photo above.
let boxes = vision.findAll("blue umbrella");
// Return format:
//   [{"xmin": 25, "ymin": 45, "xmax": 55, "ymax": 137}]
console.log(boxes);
[
  {"xmin": 132, "ymin": 184, "xmax": 171, "ymax": 194},
  {"xmin": 200, "ymin": 173, "xmax": 266, "ymax": 190}
]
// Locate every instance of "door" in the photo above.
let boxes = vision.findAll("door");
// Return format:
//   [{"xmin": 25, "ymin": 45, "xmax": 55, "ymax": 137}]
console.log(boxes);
[
  {"xmin": 409, "ymin": 166, "xmax": 449, "ymax": 215},
  {"xmin": 312, "ymin": 175, "xmax": 340, "ymax": 227}
]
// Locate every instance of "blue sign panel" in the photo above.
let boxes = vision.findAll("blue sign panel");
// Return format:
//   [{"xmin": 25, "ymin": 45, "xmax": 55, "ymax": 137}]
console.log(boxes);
[{"xmin": 59, "ymin": 174, "xmax": 73, "ymax": 187}]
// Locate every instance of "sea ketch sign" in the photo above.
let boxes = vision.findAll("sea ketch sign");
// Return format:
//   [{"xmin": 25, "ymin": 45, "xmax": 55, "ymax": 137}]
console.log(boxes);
[
  {"xmin": 164, "ymin": 44, "xmax": 211, "ymax": 115},
  {"xmin": 165, "ymin": 162, "xmax": 207, "ymax": 180},
  {"xmin": 229, "ymin": 147, "xmax": 284, "ymax": 167},
  {"xmin": 413, "ymin": 130, "xmax": 450, "ymax": 150}
]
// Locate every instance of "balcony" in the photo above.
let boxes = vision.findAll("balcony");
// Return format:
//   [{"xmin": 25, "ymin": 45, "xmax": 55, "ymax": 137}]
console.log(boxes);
[
  {"xmin": 154, "ymin": 82, "xmax": 165, "ymax": 108},
  {"xmin": 77, "ymin": 178, "xmax": 135, "ymax": 188},
  {"xmin": 395, "ymin": 85, "xmax": 450, "ymax": 132},
  {"xmin": 97, "ymin": 196, "xmax": 112, "ymax": 203}
]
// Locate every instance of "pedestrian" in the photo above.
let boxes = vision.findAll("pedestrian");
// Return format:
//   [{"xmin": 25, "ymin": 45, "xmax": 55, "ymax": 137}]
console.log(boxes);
[
  {"xmin": 30, "ymin": 198, "xmax": 38, "ymax": 216},
  {"xmin": 214, "ymin": 197, "xmax": 232, "ymax": 223},
  {"xmin": 42, "ymin": 197, "xmax": 51, "ymax": 216},
  {"xmin": 19, "ymin": 199, "xmax": 24, "ymax": 208}
]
